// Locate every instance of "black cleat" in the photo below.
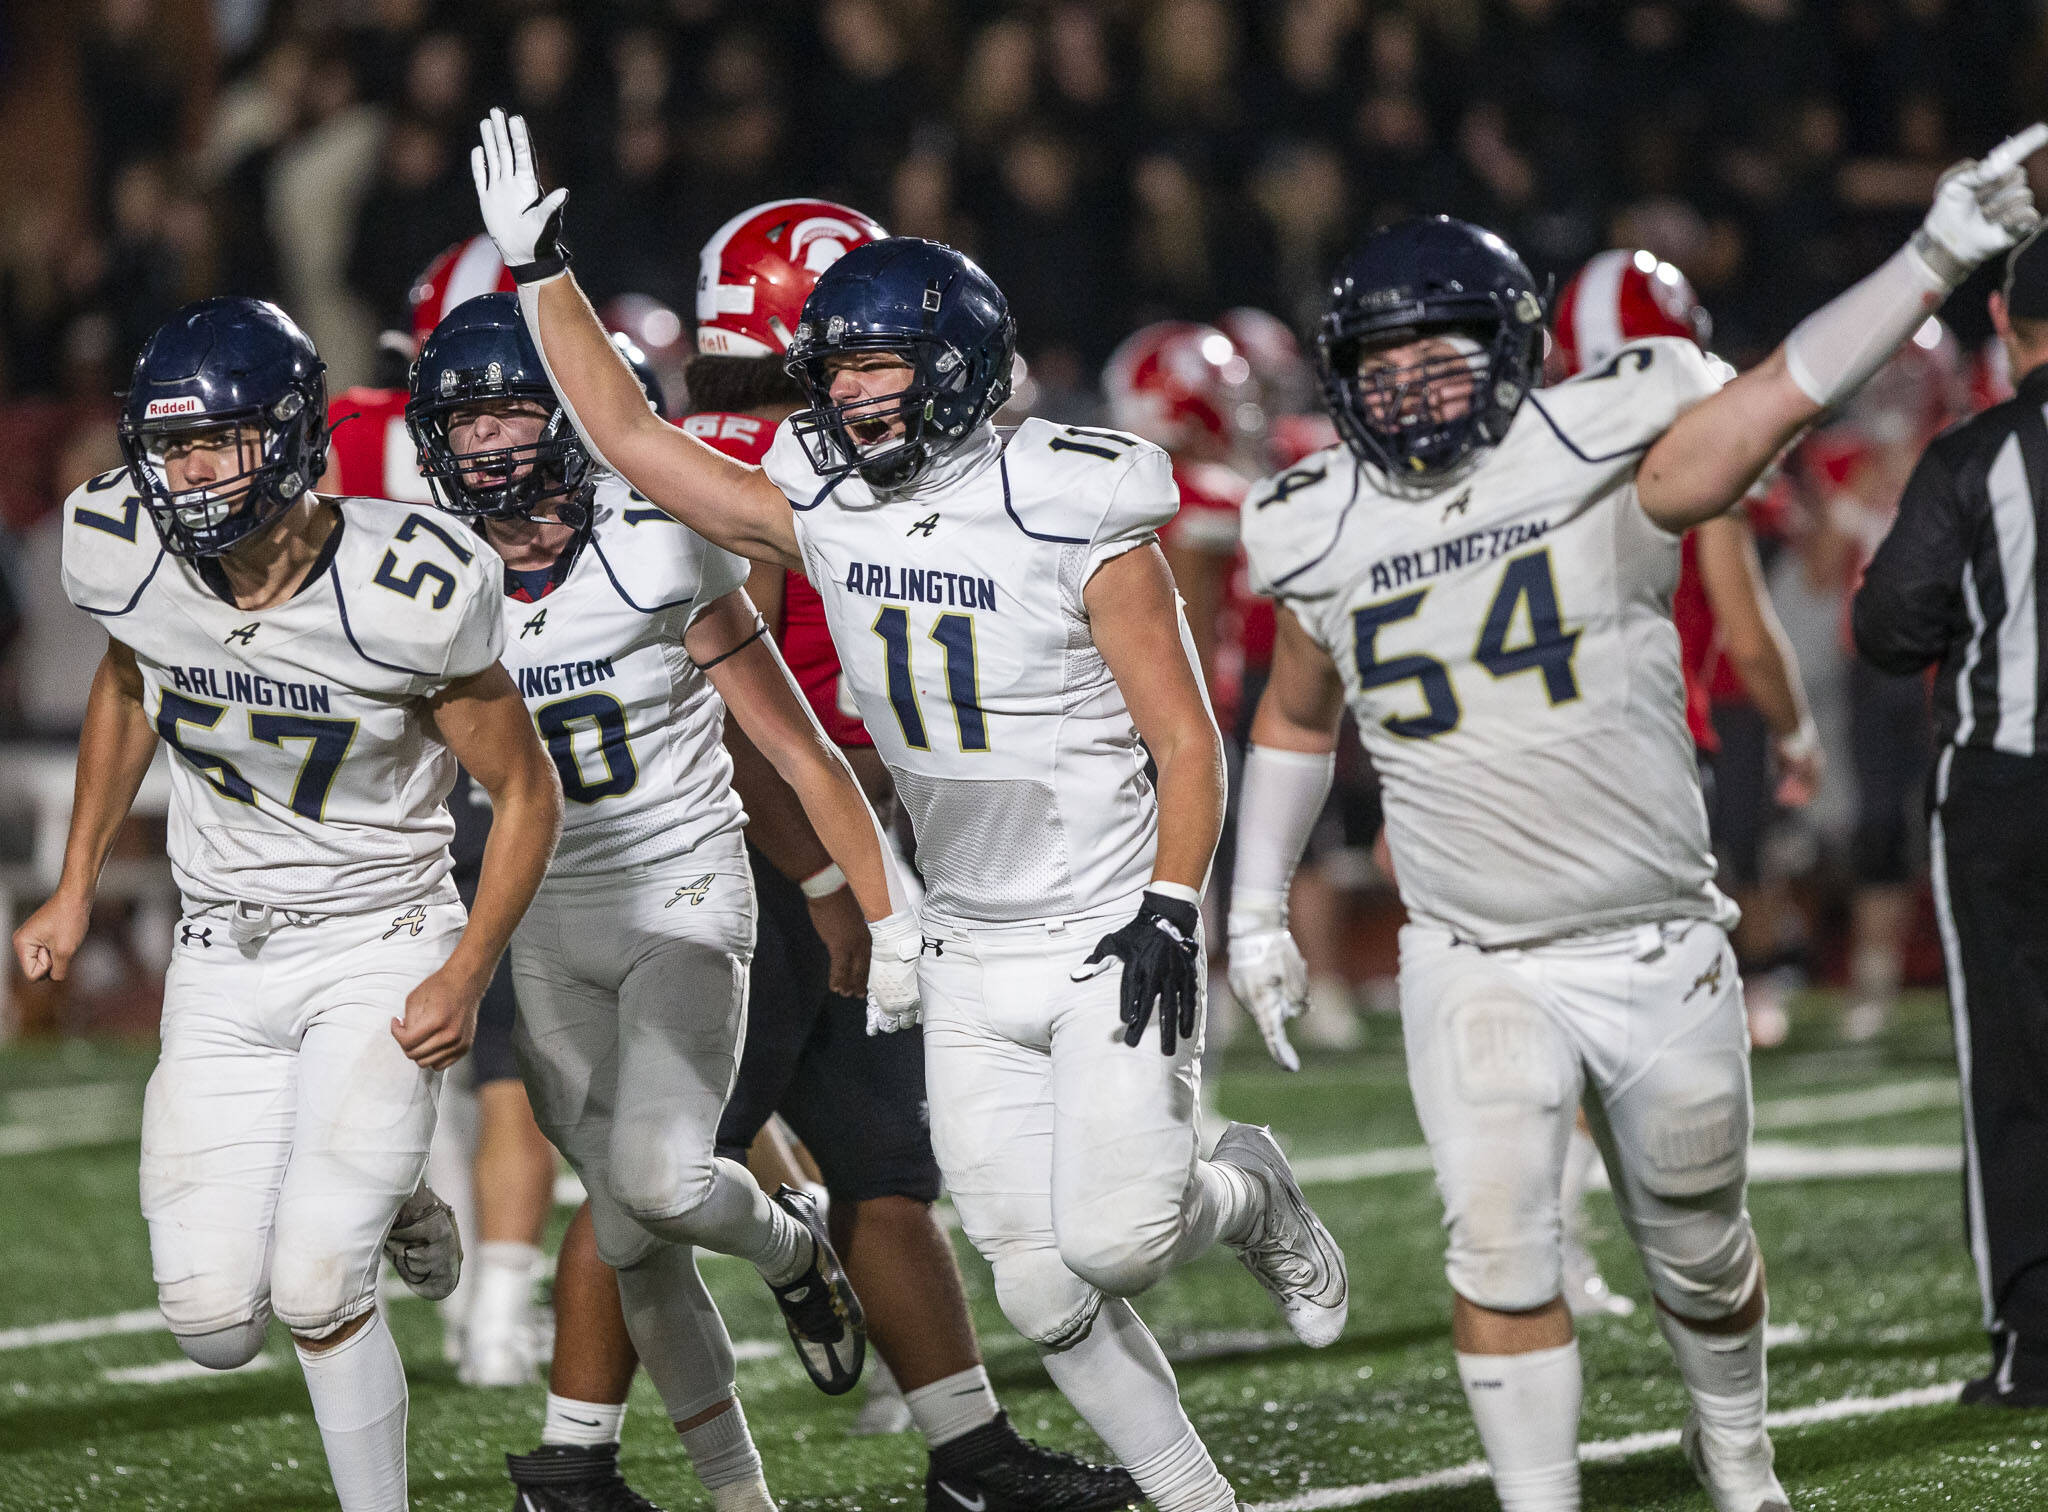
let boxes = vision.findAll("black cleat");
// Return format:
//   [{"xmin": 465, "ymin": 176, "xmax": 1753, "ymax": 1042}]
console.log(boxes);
[
  {"xmin": 926, "ymin": 1411, "xmax": 1142, "ymax": 1512},
  {"xmin": 1960, "ymin": 1372, "xmax": 2048, "ymax": 1408},
  {"xmin": 766, "ymin": 1185, "xmax": 866, "ymax": 1395},
  {"xmin": 506, "ymin": 1442, "xmax": 665, "ymax": 1511}
]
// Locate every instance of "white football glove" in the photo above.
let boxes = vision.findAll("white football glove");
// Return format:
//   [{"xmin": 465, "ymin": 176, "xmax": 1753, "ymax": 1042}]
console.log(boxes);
[
  {"xmin": 471, "ymin": 107, "xmax": 568, "ymax": 272},
  {"xmin": 1915, "ymin": 122, "xmax": 2048, "ymax": 286},
  {"xmin": 1227, "ymin": 905, "xmax": 1308, "ymax": 1073},
  {"xmin": 384, "ymin": 1183, "xmax": 462, "ymax": 1302},
  {"xmin": 866, "ymin": 910, "xmax": 924, "ymax": 1035}
]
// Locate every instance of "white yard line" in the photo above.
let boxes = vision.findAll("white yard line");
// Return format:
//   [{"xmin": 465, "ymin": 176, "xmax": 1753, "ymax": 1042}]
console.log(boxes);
[
  {"xmin": 0, "ymin": 1308, "xmax": 166, "ymax": 1351},
  {"xmin": 1294, "ymin": 1141, "xmax": 1961, "ymax": 1189},
  {"xmin": 1247, "ymin": 1381, "xmax": 1964, "ymax": 1510},
  {"xmin": 101, "ymin": 1355, "xmax": 274, "ymax": 1386},
  {"xmin": 1754, "ymin": 1078, "xmax": 1958, "ymax": 1130}
]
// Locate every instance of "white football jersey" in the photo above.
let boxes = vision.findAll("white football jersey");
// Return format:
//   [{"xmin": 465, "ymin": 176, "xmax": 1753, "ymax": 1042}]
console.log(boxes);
[
  {"xmin": 493, "ymin": 474, "xmax": 749, "ymax": 875},
  {"xmin": 761, "ymin": 418, "xmax": 1177, "ymax": 925},
  {"xmin": 60, "ymin": 476, "xmax": 505, "ymax": 914},
  {"xmin": 1242, "ymin": 337, "xmax": 1740, "ymax": 947}
]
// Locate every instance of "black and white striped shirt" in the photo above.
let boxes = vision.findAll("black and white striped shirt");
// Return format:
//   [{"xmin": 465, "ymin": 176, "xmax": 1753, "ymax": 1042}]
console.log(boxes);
[{"xmin": 1854, "ymin": 363, "xmax": 2048, "ymax": 755}]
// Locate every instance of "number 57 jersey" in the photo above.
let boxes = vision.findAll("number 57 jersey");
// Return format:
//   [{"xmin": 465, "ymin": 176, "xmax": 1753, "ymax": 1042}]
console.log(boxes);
[
  {"xmin": 60, "ymin": 476, "xmax": 506, "ymax": 914},
  {"xmin": 1242, "ymin": 337, "xmax": 1740, "ymax": 948},
  {"xmin": 761, "ymin": 418, "xmax": 1181, "ymax": 926}
]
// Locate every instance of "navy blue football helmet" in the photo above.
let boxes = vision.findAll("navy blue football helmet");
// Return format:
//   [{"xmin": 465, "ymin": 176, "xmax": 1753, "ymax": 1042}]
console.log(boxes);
[
  {"xmin": 406, "ymin": 293, "xmax": 595, "ymax": 525},
  {"xmin": 1317, "ymin": 217, "xmax": 1546, "ymax": 490},
  {"xmin": 118, "ymin": 297, "xmax": 329, "ymax": 559},
  {"xmin": 784, "ymin": 238, "xmax": 1015, "ymax": 488}
]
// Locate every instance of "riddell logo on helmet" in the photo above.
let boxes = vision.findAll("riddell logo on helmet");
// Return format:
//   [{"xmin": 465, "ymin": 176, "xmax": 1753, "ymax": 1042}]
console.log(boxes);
[{"xmin": 144, "ymin": 396, "xmax": 203, "ymax": 418}]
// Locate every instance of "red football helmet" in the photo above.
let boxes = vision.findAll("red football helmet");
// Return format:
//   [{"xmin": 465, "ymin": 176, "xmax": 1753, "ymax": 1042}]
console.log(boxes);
[
  {"xmin": 1216, "ymin": 307, "xmax": 1315, "ymax": 413},
  {"xmin": 694, "ymin": 199, "xmax": 888, "ymax": 358},
  {"xmin": 1551, "ymin": 248, "xmax": 1712, "ymax": 380},
  {"xmin": 1102, "ymin": 321, "xmax": 1257, "ymax": 456},
  {"xmin": 408, "ymin": 236, "xmax": 517, "ymax": 353}
]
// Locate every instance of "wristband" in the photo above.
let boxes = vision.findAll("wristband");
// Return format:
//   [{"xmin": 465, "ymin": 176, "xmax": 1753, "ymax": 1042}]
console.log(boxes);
[
  {"xmin": 1145, "ymin": 879, "xmax": 1203, "ymax": 908},
  {"xmin": 509, "ymin": 246, "xmax": 572, "ymax": 285},
  {"xmin": 799, "ymin": 862, "xmax": 847, "ymax": 899}
]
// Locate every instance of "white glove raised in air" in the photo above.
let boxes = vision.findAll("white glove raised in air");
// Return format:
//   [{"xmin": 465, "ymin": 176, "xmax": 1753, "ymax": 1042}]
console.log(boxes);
[
  {"xmin": 1914, "ymin": 122, "xmax": 2048, "ymax": 287},
  {"xmin": 470, "ymin": 107, "xmax": 568, "ymax": 274},
  {"xmin": 1227, "ymin": 897, "xmax": 1307, "ymax": 1073},
  {"xmin": 866, "ymin": 910, "xmax": 924, "ymax": 1036}
]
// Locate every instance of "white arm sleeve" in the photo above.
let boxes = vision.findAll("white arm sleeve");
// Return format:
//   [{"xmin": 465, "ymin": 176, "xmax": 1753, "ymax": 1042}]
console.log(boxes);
[
  {"xmin": 1228, "ymin": 745, "xmax": 1335, "ymax": 928},
  {"xmin": 1782, "ymin": 243, "xmax": 1950, "ymax": 409},
  {"xmin": 516, "ymin": 280, "xmax": 628, "ymax": 478}
]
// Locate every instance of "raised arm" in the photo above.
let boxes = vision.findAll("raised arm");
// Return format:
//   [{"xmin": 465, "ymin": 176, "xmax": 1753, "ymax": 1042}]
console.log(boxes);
[
  {"xmin": 470, "ymin": 109, "xmax": 800, "ymax": 567},
  {"xmin": 1639, "ymin": 123, "xmax": 2046, "ymax": 533},
  {"xmin": 1227, "ymin": 606, "xmax": 1349, "ymax": 1070},
  {"xmin": 402, "ymin": 662, "xmax": 563, "ymax": 1068},
  {"xmin": 12, "ymin": 640, "xmax": 159, "ymax": 982},
  {"xmin": 685, "ymin": 590, "xmax": 922, "ymax": 1031}
]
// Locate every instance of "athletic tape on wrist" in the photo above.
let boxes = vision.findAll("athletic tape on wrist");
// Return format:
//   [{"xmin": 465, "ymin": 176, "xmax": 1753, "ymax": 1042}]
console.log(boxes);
[{"xmin": 800, "ymin": 863, "xmax": 847, "ymax": 899}]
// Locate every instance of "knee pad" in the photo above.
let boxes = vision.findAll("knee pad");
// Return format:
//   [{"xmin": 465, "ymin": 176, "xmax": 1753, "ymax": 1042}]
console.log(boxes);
[
  {"xmin": 992, "ymin": 1247, "xmax": 1103, "ymax": 1349},
  {"xmin": 1640, "ymin": 1206, "xmax": 1760, "ymax": 1322},
  {"xmin": 1427, "ymin": 983, "xmax": 1578, "ymax": 1313},
  {"xmin": 172, "ymin": 1315, "xmax": 270, "ymax": 1370},
  {"xmin": 269, "ymin": 1244, "xmax": 377, "ymax": 1338},
  {"xmin": 585, "ymin": 1182, "xmax": 664, "ymax": 1271},
  {"xmin": 606, "ymin": 1120, "xmax": 717, "ymax": 1229},
  {"xmin": 1058, "ymin": 1221, "xmax": 1177, "ymax": 1301},
  {"xmin": 1611, "ymin": 1051, "xmax": 1755, "ymax": 1319}
]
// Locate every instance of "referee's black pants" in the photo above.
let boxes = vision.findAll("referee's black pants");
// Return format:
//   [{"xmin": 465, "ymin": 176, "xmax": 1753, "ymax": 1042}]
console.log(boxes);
[{"xmin": 1932, "ymin": 746, "xmax": 2048, "ymax": 1373}]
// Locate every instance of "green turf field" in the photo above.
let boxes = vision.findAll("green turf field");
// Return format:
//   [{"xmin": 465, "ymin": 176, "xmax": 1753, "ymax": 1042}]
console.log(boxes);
[{"xmin": 2, "ymin": 989, "xmax": 2043, "ymax": 1511}]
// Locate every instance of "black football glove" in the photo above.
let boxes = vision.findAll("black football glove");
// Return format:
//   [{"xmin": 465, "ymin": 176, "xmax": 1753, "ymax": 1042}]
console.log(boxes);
[{"xmin": 1071, "ymin": 890, "xmax": 1203, "ymax": 1055}]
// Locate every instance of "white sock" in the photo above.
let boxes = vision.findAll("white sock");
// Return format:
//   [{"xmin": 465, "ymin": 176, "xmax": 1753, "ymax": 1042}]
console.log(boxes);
[
  {"xmin": 677, "ymin": 1399, "xmax": 774, "ymax": 1510},
  {"xmin": 470, "ymin": 1240, "xmax": 542, "ymax": 1333},
  {"xmin": 294, "ymin": 1310, "xmax": 408, "ymax": 1512},
  {"xmin": 1191, "ymin": 1158, "xmax": 1264, "ymax": 1254},
  {"xmin": 1037, "ymin": 1299, "xmax": 1235, "ymax": 1512},
  {"xmin": 902, "ymin": 1364, "xmax": 999, "ymax": 1448},
  {"xmin": 1656, "ymin": 1305, "xmax": 1769, "ymax": 1450},
  {"xmin": 1457, "ymin": 1341, "xmax": 1583, "ymax": 1512},
  {"xmin": 542, "ymin": 1392, "xmax": 626, "ymax": 1448}
]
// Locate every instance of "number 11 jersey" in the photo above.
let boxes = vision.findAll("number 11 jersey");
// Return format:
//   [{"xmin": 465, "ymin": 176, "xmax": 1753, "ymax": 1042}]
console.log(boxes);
[
  {"xmin": 761, "ymin": 418, "xmax": 1180, "ymax": 926},
  {"xmin": 1241, "ymin": 337, "xmax": 1740, "ymax": 947},
  {"xmin": 60, "ymin": 478, "xmax": 505, "ymax": 914}
]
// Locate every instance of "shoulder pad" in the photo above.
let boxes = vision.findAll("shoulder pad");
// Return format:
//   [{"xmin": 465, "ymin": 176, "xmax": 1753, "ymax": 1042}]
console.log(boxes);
[
  {"xmin": 60, "ymin": 468, "xmax": 161, "ymax": 617},
  {"xmin": 1239, "ymin": 446, "xmax": 1364, "ymax": 600},
  {"xmin": 1524, "ymin": 337, "xmax": 1722, "ymax": 463},
  {"xmin": 332, "ymin": 496, "xmax": 505, "ymax": 681},
  {"xmin": 760, "ymin": 417, "xmax": 828, "ymax": 504},
  {"xmin": 585, "ymin": 475, "xmax": 726, "ymax": 614},
  {"xmin": 1002, "ymin": 418, "xmax": 1172, "ymax": 546}
]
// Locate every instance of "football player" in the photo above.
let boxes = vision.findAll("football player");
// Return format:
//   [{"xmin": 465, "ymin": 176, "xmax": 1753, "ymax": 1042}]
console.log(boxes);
[
  {"xmin": 1549, "ymin": 250, "xmax": 1823, "ymax": 1316},
  {"xmin": 407, "ymin": 292, "xmax": 925, "ymax": 1511},
  {"xmin": 12, "ymin": 297, "xmax": 564, "ymax": 1512},
  {"xmin": 325, "ymin": 235, "xmax": 559, "ymax": 1387},
  {"xmin": 472, "ymin": 110, "xmax": 1348, "ymax": 1512},
  {"xmin": 1228, "ymin": 128, "xmax": 2046, "ymax": 1512}
]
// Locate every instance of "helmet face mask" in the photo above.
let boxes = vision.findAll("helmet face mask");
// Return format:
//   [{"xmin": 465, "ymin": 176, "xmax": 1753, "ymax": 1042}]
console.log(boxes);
[
  {"xmin": 1317, "ymin": 217, "xmax": 1545, "ymax": 496},
  {"xmin": 784, "ymin": 238, "xmax": 1016, "ymax": 491},
  {"xmin": 407, "ymin": 293, "xmax": 595, "ymax": 527},
  {"xmin": 119, "ymin": 298, "xmax": 328, "ymax": 560}
]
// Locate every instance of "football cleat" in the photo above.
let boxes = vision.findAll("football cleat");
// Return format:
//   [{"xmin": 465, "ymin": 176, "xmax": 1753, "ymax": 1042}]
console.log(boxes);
[
  {"xmin": 505, "ymin": 1442, "xmax": 665, "ymax": 1512},
  {"xmin": 925, "ymin": 1411, "xmax": 1140, "ymax": 1512},
  {"xmin": 1213, "ymin": 1122, "xmax": 1350, "ymax": 1347},
  {"xmin": 1959, "ymin": 1371, "xmax": 2048, "ymax": 1408},
  {"xmin": 1562, "ymin": 1238, "xmax": 1637, "ymax": 1319},
  {"xmin": 384, "ymin": 1183, "xmax": 462, "ymax": 1302},
  {"xmin": 1681, "ymin": 1413, "xmax": 1792, "ymax": 1512},
  {"xmin": 851, "ymin": 1355, "xmax": 915, "ymax": 1436},
  {"xmin": 766, "ymin": 1186, "xmax": 866, "ymax": 1395}
]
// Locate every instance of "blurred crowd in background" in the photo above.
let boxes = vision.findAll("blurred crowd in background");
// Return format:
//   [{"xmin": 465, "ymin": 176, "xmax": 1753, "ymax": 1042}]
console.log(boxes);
[{"xmin": 2, "ymin": 0, "xmax": 2043, "ymax": 1036}]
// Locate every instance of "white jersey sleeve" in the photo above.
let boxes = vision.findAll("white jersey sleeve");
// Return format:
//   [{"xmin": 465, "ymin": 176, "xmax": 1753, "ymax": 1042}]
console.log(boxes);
[
  {"xmin": 1086, "ymin": 440, "xmax": 1179, "ymax": 576},
  {"xmin": 1521, "ymin": 336, "xmax": 1724, "ymax": 468}
]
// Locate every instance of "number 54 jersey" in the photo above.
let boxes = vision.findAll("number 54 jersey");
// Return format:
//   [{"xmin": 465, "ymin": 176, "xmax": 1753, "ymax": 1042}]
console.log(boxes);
[
  {"xmin": 1241, "ymin": 337, "xmax": 1740, "ymax": 948},
  {"xmin": 60, "ymin": 475, "xmax": 506, "ymax": 914},
  {"xmin": 761, "ymin": 419, "xmax": 1181, "ymax": 926}
]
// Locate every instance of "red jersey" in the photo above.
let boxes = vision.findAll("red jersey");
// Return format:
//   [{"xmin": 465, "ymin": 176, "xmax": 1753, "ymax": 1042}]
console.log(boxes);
[
  {"xmin": 680, "ymin": 411, "xmax": 872, "ymax": 749},
  {"xmin": 1671, "ymin": 533, "xmax": 1718, "ymax": 753},
  {"xmin": 1160, "ymin": 459, "xmax": 1274, "ymax": 728},
  {"xmin": 326, "ymin": 387, "xmax": 433, "ymax": 504}
]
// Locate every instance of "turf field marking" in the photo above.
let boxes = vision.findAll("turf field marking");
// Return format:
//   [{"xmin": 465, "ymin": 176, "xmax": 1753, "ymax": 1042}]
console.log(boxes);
[
  {"xmin": 101, "ymin": 1355, "xmax": 275, "ymax": 1386},
  {"xmin": 1291, "ymin": 1141, "xmax": 1960, "ymax": 1188},
  {"xmin": 0, "ymin": 1307, "xmax": 165, "ymax": 1352},
  {"xmin": 1753, "ymin": 1077, "xmax": 1958, "ymax": 1130},
  {"xmin": 1246, "ymin": 1380, "xmax": 1965, "ymax": 1509},
  {"xmin": 0, "ymin": 1081, "xmax": 142, "ymax": 1155}
]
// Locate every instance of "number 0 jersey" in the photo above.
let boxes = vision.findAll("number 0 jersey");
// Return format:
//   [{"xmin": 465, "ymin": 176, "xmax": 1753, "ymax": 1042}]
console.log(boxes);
[
  {"xmin": 496, "ymin": 474, "xmax": 750, "ymax": 876},
  {"xmin": 1241, "ymin": 337, "xmax": 1740, "ymax": 947},
  {"xmin": 60, "ymin": 475, "xmax": 505, "ymax": 914},
  {"xmin": 761, "ymin": 418, "xmax": 1178, "ymax": 926}
]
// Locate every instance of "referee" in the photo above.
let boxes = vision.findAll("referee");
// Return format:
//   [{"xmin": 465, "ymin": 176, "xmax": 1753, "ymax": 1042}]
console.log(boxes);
[{"xmin": 1853, "ymin": 230, "xmax": 2048, "ymax": 1409}]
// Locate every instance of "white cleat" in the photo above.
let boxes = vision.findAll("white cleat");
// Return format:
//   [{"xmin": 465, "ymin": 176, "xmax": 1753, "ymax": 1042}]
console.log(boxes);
[
  {"xmin": 1682, "ymin": 1413, "xmax": 1792, "ymax": 1512},
  {"xmin": 851, "ymin": 1356, "xmax": 914, "ymax": 1435},
  {"xmin": 1562, "ymin": 1239, "xmax": 1636, "ymax": 1319},
  {"xmin": 1212, "ymin": 1122, "xmax": 1349, "ymax": 1348},
  {"xmin": 458, "ymin": 1319, "xmax": 545, "ymax": 1387}
]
